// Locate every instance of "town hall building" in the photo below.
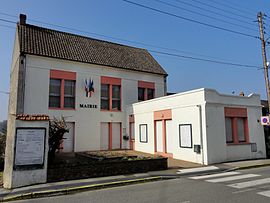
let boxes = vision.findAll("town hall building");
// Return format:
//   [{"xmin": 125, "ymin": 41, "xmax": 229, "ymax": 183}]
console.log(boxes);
[{"xmin": 6, "ymin": 14, "xmax": 266, "ymax": 166}]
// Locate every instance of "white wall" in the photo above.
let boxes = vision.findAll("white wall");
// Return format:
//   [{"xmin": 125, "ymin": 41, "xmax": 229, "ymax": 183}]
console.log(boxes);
[
  {"xmin": 129, "ymin": 88, "xmax": 266, "ymax": 165},
  {"xmin": 23, "ymin": 55, "xmax": 166, "ymax": 152},
  {"xmin": 131, "ymin": 89, "xmax": 206, "ymax": 164},
  {"xmin": 204, "ymin": 89, "xmax": 266, "ymax": 164}
]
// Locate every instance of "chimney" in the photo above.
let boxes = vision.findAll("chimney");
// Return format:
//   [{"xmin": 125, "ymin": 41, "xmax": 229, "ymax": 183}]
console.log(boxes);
[
  {"xmin": 19, "ymin": 14, "xmax": 26, "ymax": 25},
  {"xmin": 239, "ymin": 91, "xmax": 245, "ymax": 96}
]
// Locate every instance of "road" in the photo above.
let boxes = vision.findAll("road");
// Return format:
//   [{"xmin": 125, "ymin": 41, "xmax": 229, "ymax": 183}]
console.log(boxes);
[{"xmin": 13, "ymin": 166, "xmax": 270, "ymax": 203}]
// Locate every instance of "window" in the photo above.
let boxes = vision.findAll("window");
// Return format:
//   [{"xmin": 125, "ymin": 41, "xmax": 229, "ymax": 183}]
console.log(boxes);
[
  {"xmin": 49, "ymin": 70, "xmax": 76, "ymax": 109},
  {"xmin": 237, "ymin": 118, "xmax": 246, "ymax": 142},
  {"xmin": 225, "ymin": 118, "xmax": 233, "ymax": 143},
  {"xmin": 224, "ymin": 107, "xmax": 249, "ymax": 144},
  {"xmin": 138, "ymin": 81, "xmax": 155, "ymax": 101},
  {"xmin": 101, "ymin": 84, "xmax": 109, "ymax": 110},
  {"xmin": 147, "ymin": 88, "xmax": 154, "ymax": 100},
  {"xmin": 138, "ymin": 87, "xmax": 145, "ymax": 102},
  {"xmin": 64, "ymin": 80, "xmax": 75, "ymax": 108},
  {"xmin": 49, "ymin": 79, "xmax": 61, "ymax": 108},
  {"xmin": 139, "ymin": 124, "xmax": 148, "ymax": 143},
  {"xmin": 112, "ymin": 85, "xmax": 121, "ymax": 110},
  {"xmin": 101, "ymin": 76, "xmax": 121, "ymax": 111}
]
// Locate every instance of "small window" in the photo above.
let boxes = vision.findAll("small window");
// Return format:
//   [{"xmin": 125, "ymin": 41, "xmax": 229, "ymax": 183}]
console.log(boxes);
[
  {"xmin": 139, "ymin": 124, "xmax": 148, "ymax": 143},
  {"xmin": 49, "ymin": 79, "xmax": 61, "ymax": 108},
  {"xmin": 64, "ymin": 80, "xmax": 75, "ymax": 108},
  {"xmin": 225, "ymin": 118, "xmax": 233, "ymax": 143},
  {"xmin": 101, "ymin": 84, "xmax": 109, "ymax": 110},
  {"xmin": 112, "ymin": 85, "xmax": 121, "ymax": 110}
]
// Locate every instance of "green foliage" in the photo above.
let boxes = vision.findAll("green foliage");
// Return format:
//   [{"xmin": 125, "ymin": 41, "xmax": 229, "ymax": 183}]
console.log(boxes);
[{"xmin": 48, "ymin": 117, "xmax": 69, "ymax": 162}]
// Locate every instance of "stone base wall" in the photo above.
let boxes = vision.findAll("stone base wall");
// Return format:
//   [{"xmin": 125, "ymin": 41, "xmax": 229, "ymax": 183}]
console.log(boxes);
[{"xmin": 47, "ymin": 158, "xmax": 167, "ymax": 182}]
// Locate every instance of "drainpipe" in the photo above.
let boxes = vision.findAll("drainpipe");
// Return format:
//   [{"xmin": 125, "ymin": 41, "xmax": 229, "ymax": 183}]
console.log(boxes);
[
  {"xmin": 197, "ymin": 105, "xmax": 205, "ymax": 165},
  {"xmin": 163, "ymin": 76, "xmax": 167, "ymax": 96}
]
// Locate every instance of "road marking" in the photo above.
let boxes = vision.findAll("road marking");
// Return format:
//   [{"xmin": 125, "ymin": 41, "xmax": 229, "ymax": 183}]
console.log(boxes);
[
  {"xmin": 228, "ymin": 177, "xmax": 270, "ymax": 189},
  {"xmin": 257, "ymin": 190, "xmax": 270, "ymax": 197},
  {"xmin": 232, "ymin": 188, "xmax": 256, "ymax": 194},
  {"xmin": 177, "ymin": 166, "xmax": 219, "ymax": 174},
  {"xmin": 206, "ymin": 174, "xmax": 260, "ymax": 183},
  {"xmin": 189, "ymin": 172, "xmax": 241, "ymax": 180}
]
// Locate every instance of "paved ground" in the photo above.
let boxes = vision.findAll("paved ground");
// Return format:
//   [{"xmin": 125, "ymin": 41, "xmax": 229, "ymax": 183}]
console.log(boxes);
[
  {"xmin": 11, "ymin": 166, "xmax": 270, "ymax": 203},
  {"xmin": 2, "ymin": 158, "xmax": 270, "ymax": 202}
]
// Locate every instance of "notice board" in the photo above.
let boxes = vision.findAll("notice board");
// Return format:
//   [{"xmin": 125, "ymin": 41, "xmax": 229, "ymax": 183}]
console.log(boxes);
[
  {"xmin": 179, "ymin": 124, "xmax": 192, "ymax": 148},
  {"xmin": 14, "ymin": 128, "xmax": 46, "ymax": 169}
]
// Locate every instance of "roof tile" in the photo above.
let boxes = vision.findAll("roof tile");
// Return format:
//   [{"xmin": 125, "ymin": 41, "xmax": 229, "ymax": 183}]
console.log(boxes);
[{"xmin": 17, "ymin": 24, "xmax": 167, "ymax": 75}]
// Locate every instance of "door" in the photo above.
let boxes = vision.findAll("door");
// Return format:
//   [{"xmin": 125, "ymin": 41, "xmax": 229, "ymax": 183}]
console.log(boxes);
[
  {"xmin": 112, "ymin": 122, "xmax": 121, "ymax": 149},
  {"xmin": 100, "ymin": 122, "xmax": 109, "ymax": 150},
  {"xmin": 155, "ymin": 121, "xmax": 163, "ymax": 152},
  {"xmin": 62, "ymin": 122, "xmax": 74, "ymax": 153},
  {"xmin": 165, "ymin": 120, "xmax": 173, "ymax": 153},
  {"xmin": 130, "ymin": 122, "xmax": 135, "ymax": 150}
]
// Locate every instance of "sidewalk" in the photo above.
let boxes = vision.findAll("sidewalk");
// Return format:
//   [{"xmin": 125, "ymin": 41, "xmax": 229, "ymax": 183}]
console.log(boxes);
[
  {"xmin": 0, "ymin": 173, "xmax": 164, "ymax": 202},
  {"xmin": 219, "ymin": 159, "xmax": 270, "ymax": 170},
  {"xmin": 1, "ymin": 158, "xmax": 270, "ymax": 202}
]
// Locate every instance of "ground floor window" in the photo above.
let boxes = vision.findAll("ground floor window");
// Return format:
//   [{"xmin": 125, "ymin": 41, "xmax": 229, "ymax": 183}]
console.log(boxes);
[{"xmin": 224, "ymin": 107, "xmax": 249, "ymax": 144}]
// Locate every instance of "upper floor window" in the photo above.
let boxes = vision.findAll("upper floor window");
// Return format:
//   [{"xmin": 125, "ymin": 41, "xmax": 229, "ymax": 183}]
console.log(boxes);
[
  {"xmin": 101, "ymin": 76, "xmax": 121, "ymax": 111},
  {"xmin": 224, "ymin": 107, "xmax": 249, "ymax": 144},
  {"xmin": 138, "ymin": 81, "xmax": 155, "ymax": 102},
  {"xmin": 49, "ymin": 70, "xmax": 76, "ymax": 109},
  {"xmin": 64, "ymin": 80, "xmax": 76, "ymax": 108},
  {"xmin": 49, "ymin": 79, "xmax": 61, "ymax": 108}
]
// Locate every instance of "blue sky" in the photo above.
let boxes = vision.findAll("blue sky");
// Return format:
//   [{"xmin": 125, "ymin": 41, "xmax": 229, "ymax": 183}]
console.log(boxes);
[{"xmin": 1, "ymin": 0, "xmax": 270, "ymax": 121}]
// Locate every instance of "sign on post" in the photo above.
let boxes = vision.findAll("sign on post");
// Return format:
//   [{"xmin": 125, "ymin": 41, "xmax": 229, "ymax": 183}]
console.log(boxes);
[{"xmin": 261, "ymin": 116, "xmax": 270, "ymax": 126}]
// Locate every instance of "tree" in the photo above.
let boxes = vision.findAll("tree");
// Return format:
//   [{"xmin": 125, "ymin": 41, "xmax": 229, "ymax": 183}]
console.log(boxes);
[{"xmin": 48, "ymin": 117, "xmax": 69, "ymax": 162}]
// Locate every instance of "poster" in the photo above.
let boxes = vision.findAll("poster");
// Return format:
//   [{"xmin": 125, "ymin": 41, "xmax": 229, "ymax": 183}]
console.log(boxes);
[
  {"xmin": 140, "ymin": 124, "xmax": 148, "ymax": 143},
  {"xmin": 179, "ymin": 124, "xmax": 192, "ymax": 148},
  {"xmin": 14, "ymin": 128, "xmax": 46, "ymax": 167}
]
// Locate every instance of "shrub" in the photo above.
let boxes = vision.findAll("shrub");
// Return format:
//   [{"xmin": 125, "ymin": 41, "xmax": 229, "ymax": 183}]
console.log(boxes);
[{"xmin": 48, "ymin": 117, "xmax": 69, "ymax": 162}]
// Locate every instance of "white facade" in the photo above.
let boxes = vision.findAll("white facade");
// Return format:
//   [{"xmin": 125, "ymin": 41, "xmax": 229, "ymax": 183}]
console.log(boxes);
[
  {"xmin": 22, "ymin": 55, "xmax": 166, "ymax": 152},
  {"xmin": 7, "ymin": 19, "xmax": 267, "ymax": 167},
  {"xmin": 128, "ymin": 88, "xmax": 266, "ymax": 165}
]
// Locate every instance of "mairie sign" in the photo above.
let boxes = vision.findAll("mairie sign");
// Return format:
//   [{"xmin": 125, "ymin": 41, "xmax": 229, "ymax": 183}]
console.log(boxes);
[{"xmin": 261, "ymin": 116, "xmax": 270, "ymax": 125}]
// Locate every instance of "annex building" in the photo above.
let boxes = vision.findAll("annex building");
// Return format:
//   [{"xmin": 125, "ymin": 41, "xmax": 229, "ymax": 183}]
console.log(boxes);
[{"xmin": 7, "ymin": 14, "xmax": 266, "ymax": 165}]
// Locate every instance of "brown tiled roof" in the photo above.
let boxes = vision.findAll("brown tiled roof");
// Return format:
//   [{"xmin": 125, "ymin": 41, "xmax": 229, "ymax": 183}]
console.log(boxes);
[
  {"xmin": 16, "ymin": 114, "xmax": 49, "ymax": 121},
  {"xmin": 17, "ymin": 23, "xmax": 167, "ymax": 76}
]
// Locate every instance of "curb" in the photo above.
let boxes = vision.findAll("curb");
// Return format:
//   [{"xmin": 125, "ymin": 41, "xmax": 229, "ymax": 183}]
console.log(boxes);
[
  {"xmin": 1, "ymin": 176, "xmax": 163, "ymax": 202},
  {"xmin": 232, "ymin": 163, "xmax": 270, "ymax": 171}
]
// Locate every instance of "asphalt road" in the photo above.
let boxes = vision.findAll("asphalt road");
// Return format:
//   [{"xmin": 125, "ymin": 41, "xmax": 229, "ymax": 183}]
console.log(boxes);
[{"xmin": 13, "ymin": 166, "xmax": 270, "ymax": 203}]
